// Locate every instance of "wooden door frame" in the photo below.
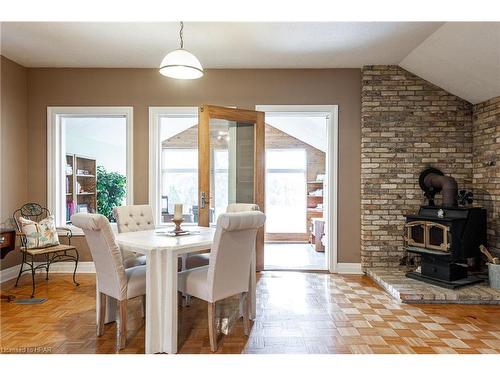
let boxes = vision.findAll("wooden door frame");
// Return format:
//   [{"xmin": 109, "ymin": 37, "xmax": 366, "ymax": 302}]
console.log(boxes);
[{"xmin": 198, "ymin": 105, "xmax": 266, "ymax": 271}]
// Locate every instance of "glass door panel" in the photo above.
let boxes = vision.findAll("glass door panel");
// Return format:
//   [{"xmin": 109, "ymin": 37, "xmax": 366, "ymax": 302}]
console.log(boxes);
[
  {"xmin": 198, "ymin": 105, "xmax": 265, "ymax": 270},
  {"xmin": 209, "ymin": 119, "xmax": 255, "ymax": 225}
]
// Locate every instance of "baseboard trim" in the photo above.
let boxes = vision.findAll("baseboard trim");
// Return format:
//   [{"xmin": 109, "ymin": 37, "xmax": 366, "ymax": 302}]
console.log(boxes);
[
  {"xmin": 336, "ymin": 263, "xmax": 363, "ymax": 275},
  {"xmin": 0, "ymin": 265, "xmax": 22, "ymax": 284},
  {"xmin": 0, "ymin": 261, "xmax": 95, "ymax": 283}
]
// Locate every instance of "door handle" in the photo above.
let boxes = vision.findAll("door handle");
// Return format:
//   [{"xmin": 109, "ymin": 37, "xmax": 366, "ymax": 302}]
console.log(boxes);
[{"xmin": 201, "ymin": 192, "xmax": 208, "ymax": 209}]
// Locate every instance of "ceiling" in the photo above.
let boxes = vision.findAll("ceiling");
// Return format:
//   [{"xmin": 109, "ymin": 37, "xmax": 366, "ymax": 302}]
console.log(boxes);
[
  {"xmin": 1, "ymin": 22, "xmax": 498, "ymax": 103},
  {"xmin": 400, "ymin": 22, "xmax": 500, "ymax": 104},
  {"xmin": 0, "ymin": 22, "xmax": 443, "ymax": 68}
]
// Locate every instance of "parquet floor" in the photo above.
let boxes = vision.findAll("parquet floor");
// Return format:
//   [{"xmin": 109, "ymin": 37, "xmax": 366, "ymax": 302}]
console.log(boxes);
[{"xmin": 1, "ymin": 271, "xmax": 499, "ymax": 354}]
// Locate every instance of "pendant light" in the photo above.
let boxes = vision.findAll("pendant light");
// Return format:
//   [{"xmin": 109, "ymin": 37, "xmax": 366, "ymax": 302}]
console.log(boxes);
[{"xmin": 159, "ymin": 22, "xmax": 204, "ymax": 80}]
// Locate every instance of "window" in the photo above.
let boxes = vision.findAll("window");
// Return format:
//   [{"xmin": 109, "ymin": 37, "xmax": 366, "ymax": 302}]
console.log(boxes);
[
  {"xmin": 149, "ymin": 107, "xmax": 199, "ymax": 225},
  {"xmin": 161, "ymin": 148, "xmax": 198, "ymax": 221},
  {"xmin": 265, "ymin": 149, "xmax": 307, "ymax": 233},
  {"xmin": 48, "ymin": 107, "xmax": 133, "ymax": 228}
]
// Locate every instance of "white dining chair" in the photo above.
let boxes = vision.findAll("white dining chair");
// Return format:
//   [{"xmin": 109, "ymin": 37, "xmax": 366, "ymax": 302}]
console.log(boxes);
[
  {"xmin": 113, "ymin": 205, "xmax": 153, "ymax": 268},
  {"xmin": 226, "ymin": 203, "xmax": 260, "ymax": 213},
  {"xmin": 114, "ymin": 204, "xmax": 209, "ymax": 270},
  {"xmin": 177, "ymin": 211, "xmax": 266, "ymax": 351},
  {"xmin": 72, "ymin": 212, "xmax": 146, "ymax": 350}
]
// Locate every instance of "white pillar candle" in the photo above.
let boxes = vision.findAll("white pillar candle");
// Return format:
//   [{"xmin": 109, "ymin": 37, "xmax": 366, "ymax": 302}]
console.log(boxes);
[{"xmin": 173, "ymin": 204, "xmax": 183, "ymax": 220}]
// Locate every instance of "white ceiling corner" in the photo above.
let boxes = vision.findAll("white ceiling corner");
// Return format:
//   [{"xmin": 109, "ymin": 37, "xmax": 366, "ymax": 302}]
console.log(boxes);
[{"xmin": 400, "ymin": 22, "xmax": 500, "ymax": 104}]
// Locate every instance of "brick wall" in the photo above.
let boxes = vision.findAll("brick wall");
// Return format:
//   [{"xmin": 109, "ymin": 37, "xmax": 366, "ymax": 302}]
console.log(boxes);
[
  {"xmin": 473, "ymin": 96, "xmax": 500, "ymax": 257},
  {"xmin": 361, "ymin": 65, "xmax": 473, "ymax": 268}
]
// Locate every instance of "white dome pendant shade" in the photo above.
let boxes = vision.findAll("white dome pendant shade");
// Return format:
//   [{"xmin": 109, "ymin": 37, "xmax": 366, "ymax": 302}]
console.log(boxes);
[
  {"xmin": 159, "ymin": 22, "xmax": 204, "ymax": 80},
  {"xmin": 159, "ymin": 49, "xmax": 204, "ymax": 79}
]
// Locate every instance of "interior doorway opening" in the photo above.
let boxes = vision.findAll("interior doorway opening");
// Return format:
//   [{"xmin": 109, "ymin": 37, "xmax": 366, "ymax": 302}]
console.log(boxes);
[{"xmin": 257, "ymin": 106, "xmax": 337, "ymax": 272}]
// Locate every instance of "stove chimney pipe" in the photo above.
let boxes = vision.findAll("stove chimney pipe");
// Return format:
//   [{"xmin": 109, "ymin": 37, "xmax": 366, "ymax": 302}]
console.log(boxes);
[{"xmin": 423, "ymin": 173, "xmax": 458, "ymax": 207}]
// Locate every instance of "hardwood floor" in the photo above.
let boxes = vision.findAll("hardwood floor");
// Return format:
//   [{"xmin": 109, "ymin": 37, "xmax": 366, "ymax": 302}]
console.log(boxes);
[{"xmin": 1, "ymin": 271, "xmax": 499, "ymax": 354}]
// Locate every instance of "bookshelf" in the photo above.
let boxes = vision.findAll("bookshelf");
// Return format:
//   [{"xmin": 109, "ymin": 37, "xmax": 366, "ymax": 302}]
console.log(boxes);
[
  {"xmin": 306, "ymin": 180, "xmax": 324, "ymax": 250},
  {"xmin": 66, "ymin": 154, "xmax": 97, "ymax": 222}
]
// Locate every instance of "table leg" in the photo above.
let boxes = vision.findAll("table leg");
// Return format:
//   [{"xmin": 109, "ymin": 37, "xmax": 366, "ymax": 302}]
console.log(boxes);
[{"xmin": 145, "ymin": 250, "xmax": 178, "ymax": 354}]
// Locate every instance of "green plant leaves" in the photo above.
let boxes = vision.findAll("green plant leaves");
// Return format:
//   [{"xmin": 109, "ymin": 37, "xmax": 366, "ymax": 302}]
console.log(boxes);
[{"xmin": 96, "ymin": 166, "xmax": 126, "ymax": 222}]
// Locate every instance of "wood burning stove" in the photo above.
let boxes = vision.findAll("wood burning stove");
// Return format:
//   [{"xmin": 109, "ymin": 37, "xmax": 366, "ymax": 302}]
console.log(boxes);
[{"xmin": 404, "ymin": 168, "xmax": 487, "ymax": 289}]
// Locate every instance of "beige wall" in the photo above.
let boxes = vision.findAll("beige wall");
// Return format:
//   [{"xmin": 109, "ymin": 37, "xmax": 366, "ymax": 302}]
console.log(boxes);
[
  {"xmin": 0, "ymin": 57, "xmax": 28, "ymax": 270},
  {"xmin": 23, "ymin": 67, "xmax": 361, "ymax": 264}
]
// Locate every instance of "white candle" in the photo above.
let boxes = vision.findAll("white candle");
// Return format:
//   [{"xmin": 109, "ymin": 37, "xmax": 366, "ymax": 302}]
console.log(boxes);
[{"xmin": 173, "ymin": 204, "xmax": 183, "ymax": 220}]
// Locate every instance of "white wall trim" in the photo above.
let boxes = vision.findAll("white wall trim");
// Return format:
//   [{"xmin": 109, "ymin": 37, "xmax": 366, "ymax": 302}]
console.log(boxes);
[
  {"xmin": 0, "ymin": 262, "xmax": 96, "ymax": 283},
  {"xmin": 336, "ymin": 263, "xmax": 363, "ymax": 275},
  {"xmin": 148, "ymin": 107, "xmax": 199, "ymax": 225},
  {"xmin": 47, "ymin": 107, "xmax": 134, "ymax": 226},
  {"xmin": 0, "ymin": 265, "xmax": 22, "ymax": 284},
  {"xmin": 255, "ymin": 105, "xmax": 339, "ymax": 274}
]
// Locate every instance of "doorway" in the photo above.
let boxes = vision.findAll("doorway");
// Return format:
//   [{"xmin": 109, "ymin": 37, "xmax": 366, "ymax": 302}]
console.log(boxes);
[{"xmin": 256, "ymin": 105, "xmax": 338, "ymax": 272}]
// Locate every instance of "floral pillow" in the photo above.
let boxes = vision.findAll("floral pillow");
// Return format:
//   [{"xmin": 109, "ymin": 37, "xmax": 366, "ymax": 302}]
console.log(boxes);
[{"xmin": 18, "ymin": 215, "xmax": 60, "ymax": 249}]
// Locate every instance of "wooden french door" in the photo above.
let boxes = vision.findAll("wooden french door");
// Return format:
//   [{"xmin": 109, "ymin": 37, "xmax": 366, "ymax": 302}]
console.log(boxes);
[{"xmin": 198, "ymin": 105, "xmax": 265, "ymax": 271}]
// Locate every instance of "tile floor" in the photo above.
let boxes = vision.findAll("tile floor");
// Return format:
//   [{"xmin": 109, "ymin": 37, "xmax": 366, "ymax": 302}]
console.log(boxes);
[{"xmin": 264, "ymin": 243, "xmax": 326, "ymax": 270}]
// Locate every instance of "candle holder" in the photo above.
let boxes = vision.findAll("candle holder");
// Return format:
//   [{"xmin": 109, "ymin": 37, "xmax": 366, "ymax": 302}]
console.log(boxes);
[{"xmin": 172, "ymin": 218, "xmax": 184, "ymax": 234}]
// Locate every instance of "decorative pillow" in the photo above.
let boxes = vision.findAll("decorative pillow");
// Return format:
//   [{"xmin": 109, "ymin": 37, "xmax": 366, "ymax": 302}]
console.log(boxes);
[{"xmin": 18, "ymin": 215, "xmax": 60, "ymax": 249}]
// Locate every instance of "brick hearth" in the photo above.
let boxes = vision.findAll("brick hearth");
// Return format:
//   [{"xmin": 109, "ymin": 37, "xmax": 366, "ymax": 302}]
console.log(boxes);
[{"xmin": 367, "ymin": 268, "xmax": 500, "ymax": 304}]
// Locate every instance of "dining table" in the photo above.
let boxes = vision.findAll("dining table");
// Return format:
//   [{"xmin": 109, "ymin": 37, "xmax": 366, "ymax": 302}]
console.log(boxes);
[{"xmin": 111, "ymin": 225, "xmax": 256, "ymax": 354}]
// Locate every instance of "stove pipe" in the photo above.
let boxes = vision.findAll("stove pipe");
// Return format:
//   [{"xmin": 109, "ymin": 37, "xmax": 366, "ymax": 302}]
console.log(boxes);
[{"xmin": 423, "ymin": 173, "xmax": 458, "ymax": 207}]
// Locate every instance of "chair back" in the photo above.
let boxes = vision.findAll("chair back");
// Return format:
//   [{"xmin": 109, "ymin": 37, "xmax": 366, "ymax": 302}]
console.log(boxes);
[
  {"xmin": 13, "ymin": 203, "xmax": 51, "ymax": 248},
  {"xmin": 226, "ymin": 203, "xmax": 259, "ymax": 213},
  {"xmin": 207, "ymin": 211, "xmax": 265, "ymax": 302},
  {"xmin": 113, "ymin": 205, "xmax": 154, "ymax": 233},
  {"xmin": 71, "ymin": 213, "xmax": 127, "ymax": 300}
]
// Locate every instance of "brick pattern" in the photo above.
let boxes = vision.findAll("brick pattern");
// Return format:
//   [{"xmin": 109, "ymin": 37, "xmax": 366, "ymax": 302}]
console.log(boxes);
[
  {"xmin": 367, "ymin": 268, "xmax": 500, "ymax": 304},
  {"xmin": 473, "ymin": 96, "xmax": 500, "ymax": 257},
  {"xmin": 361, "ymin": 65, "xmax": 473, "ymax": 268}
]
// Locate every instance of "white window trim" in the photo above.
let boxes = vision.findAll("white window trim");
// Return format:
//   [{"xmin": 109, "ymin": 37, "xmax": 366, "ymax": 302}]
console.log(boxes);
[
  {"xmin": 47, "ymin": 107, "xmax": 134, "ymax": 234},
  {"xmin": 149, "ymin": 107, "xmax": 198, "ymax": 226},
  {"xmin": 256, "ymin": 105, "xmax": 339, "ymax": 274}
]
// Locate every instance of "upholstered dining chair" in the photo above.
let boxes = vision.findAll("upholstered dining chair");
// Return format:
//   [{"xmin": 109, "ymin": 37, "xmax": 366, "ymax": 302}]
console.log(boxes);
[
  {"xmin": 178, "ymin": 211, "xmax": 266, "ymax": 351},
  {"xmin": 113, "ymin": 205, "xmax": 152, "ymax": 268},
  {"xmin": 72, "ymin": 213, "xmax": 146, "ymax": 350},
  {"xmin": 226, "ymin": 203, "xmax": 260, "ymax": 213},
  {"xmin": 182, "ymin": 203, "xmax": 261, "ymax": 306},
  {"xmin": 13, "ymin": 203, "xmax": 79, "ymax": 298}
]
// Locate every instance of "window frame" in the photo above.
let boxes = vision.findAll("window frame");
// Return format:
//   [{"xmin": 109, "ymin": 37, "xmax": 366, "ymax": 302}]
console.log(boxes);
[
  {"xmin": 149, "ymin": 107, "xmax": 199, "ymax": 226},
  {"xmin": 47, "ymin": 107, "xmax": 134, "ymax": 232}
]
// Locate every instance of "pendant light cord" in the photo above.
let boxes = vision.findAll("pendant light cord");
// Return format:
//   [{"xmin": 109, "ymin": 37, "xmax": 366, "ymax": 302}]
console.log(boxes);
[{"xmin": 179, "ymin": 21, "xmax": 184, "ymax": 49}]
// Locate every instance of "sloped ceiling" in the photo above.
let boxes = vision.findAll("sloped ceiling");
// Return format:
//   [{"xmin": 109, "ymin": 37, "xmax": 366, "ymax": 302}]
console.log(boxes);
[
  {"xmin": 400, "ymin": 22, "xmax": 500, "ymax": 104},
  {"xmin": 159, "ymin": 116, "xmax": 327, "ymax": 152},
  {"xmin": 266, "ymin": 116, "xmax": 327, "ymax": 152}
]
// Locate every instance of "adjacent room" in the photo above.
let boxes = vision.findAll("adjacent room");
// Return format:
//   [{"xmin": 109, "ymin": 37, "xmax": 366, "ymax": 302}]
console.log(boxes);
[
  {"xmin": 0, "ymin": 15, "xmax": 499, "ymax": 364},
  {"xmin": 263, "ymin": 111, "xmax": 330, "ymax": 271}
]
